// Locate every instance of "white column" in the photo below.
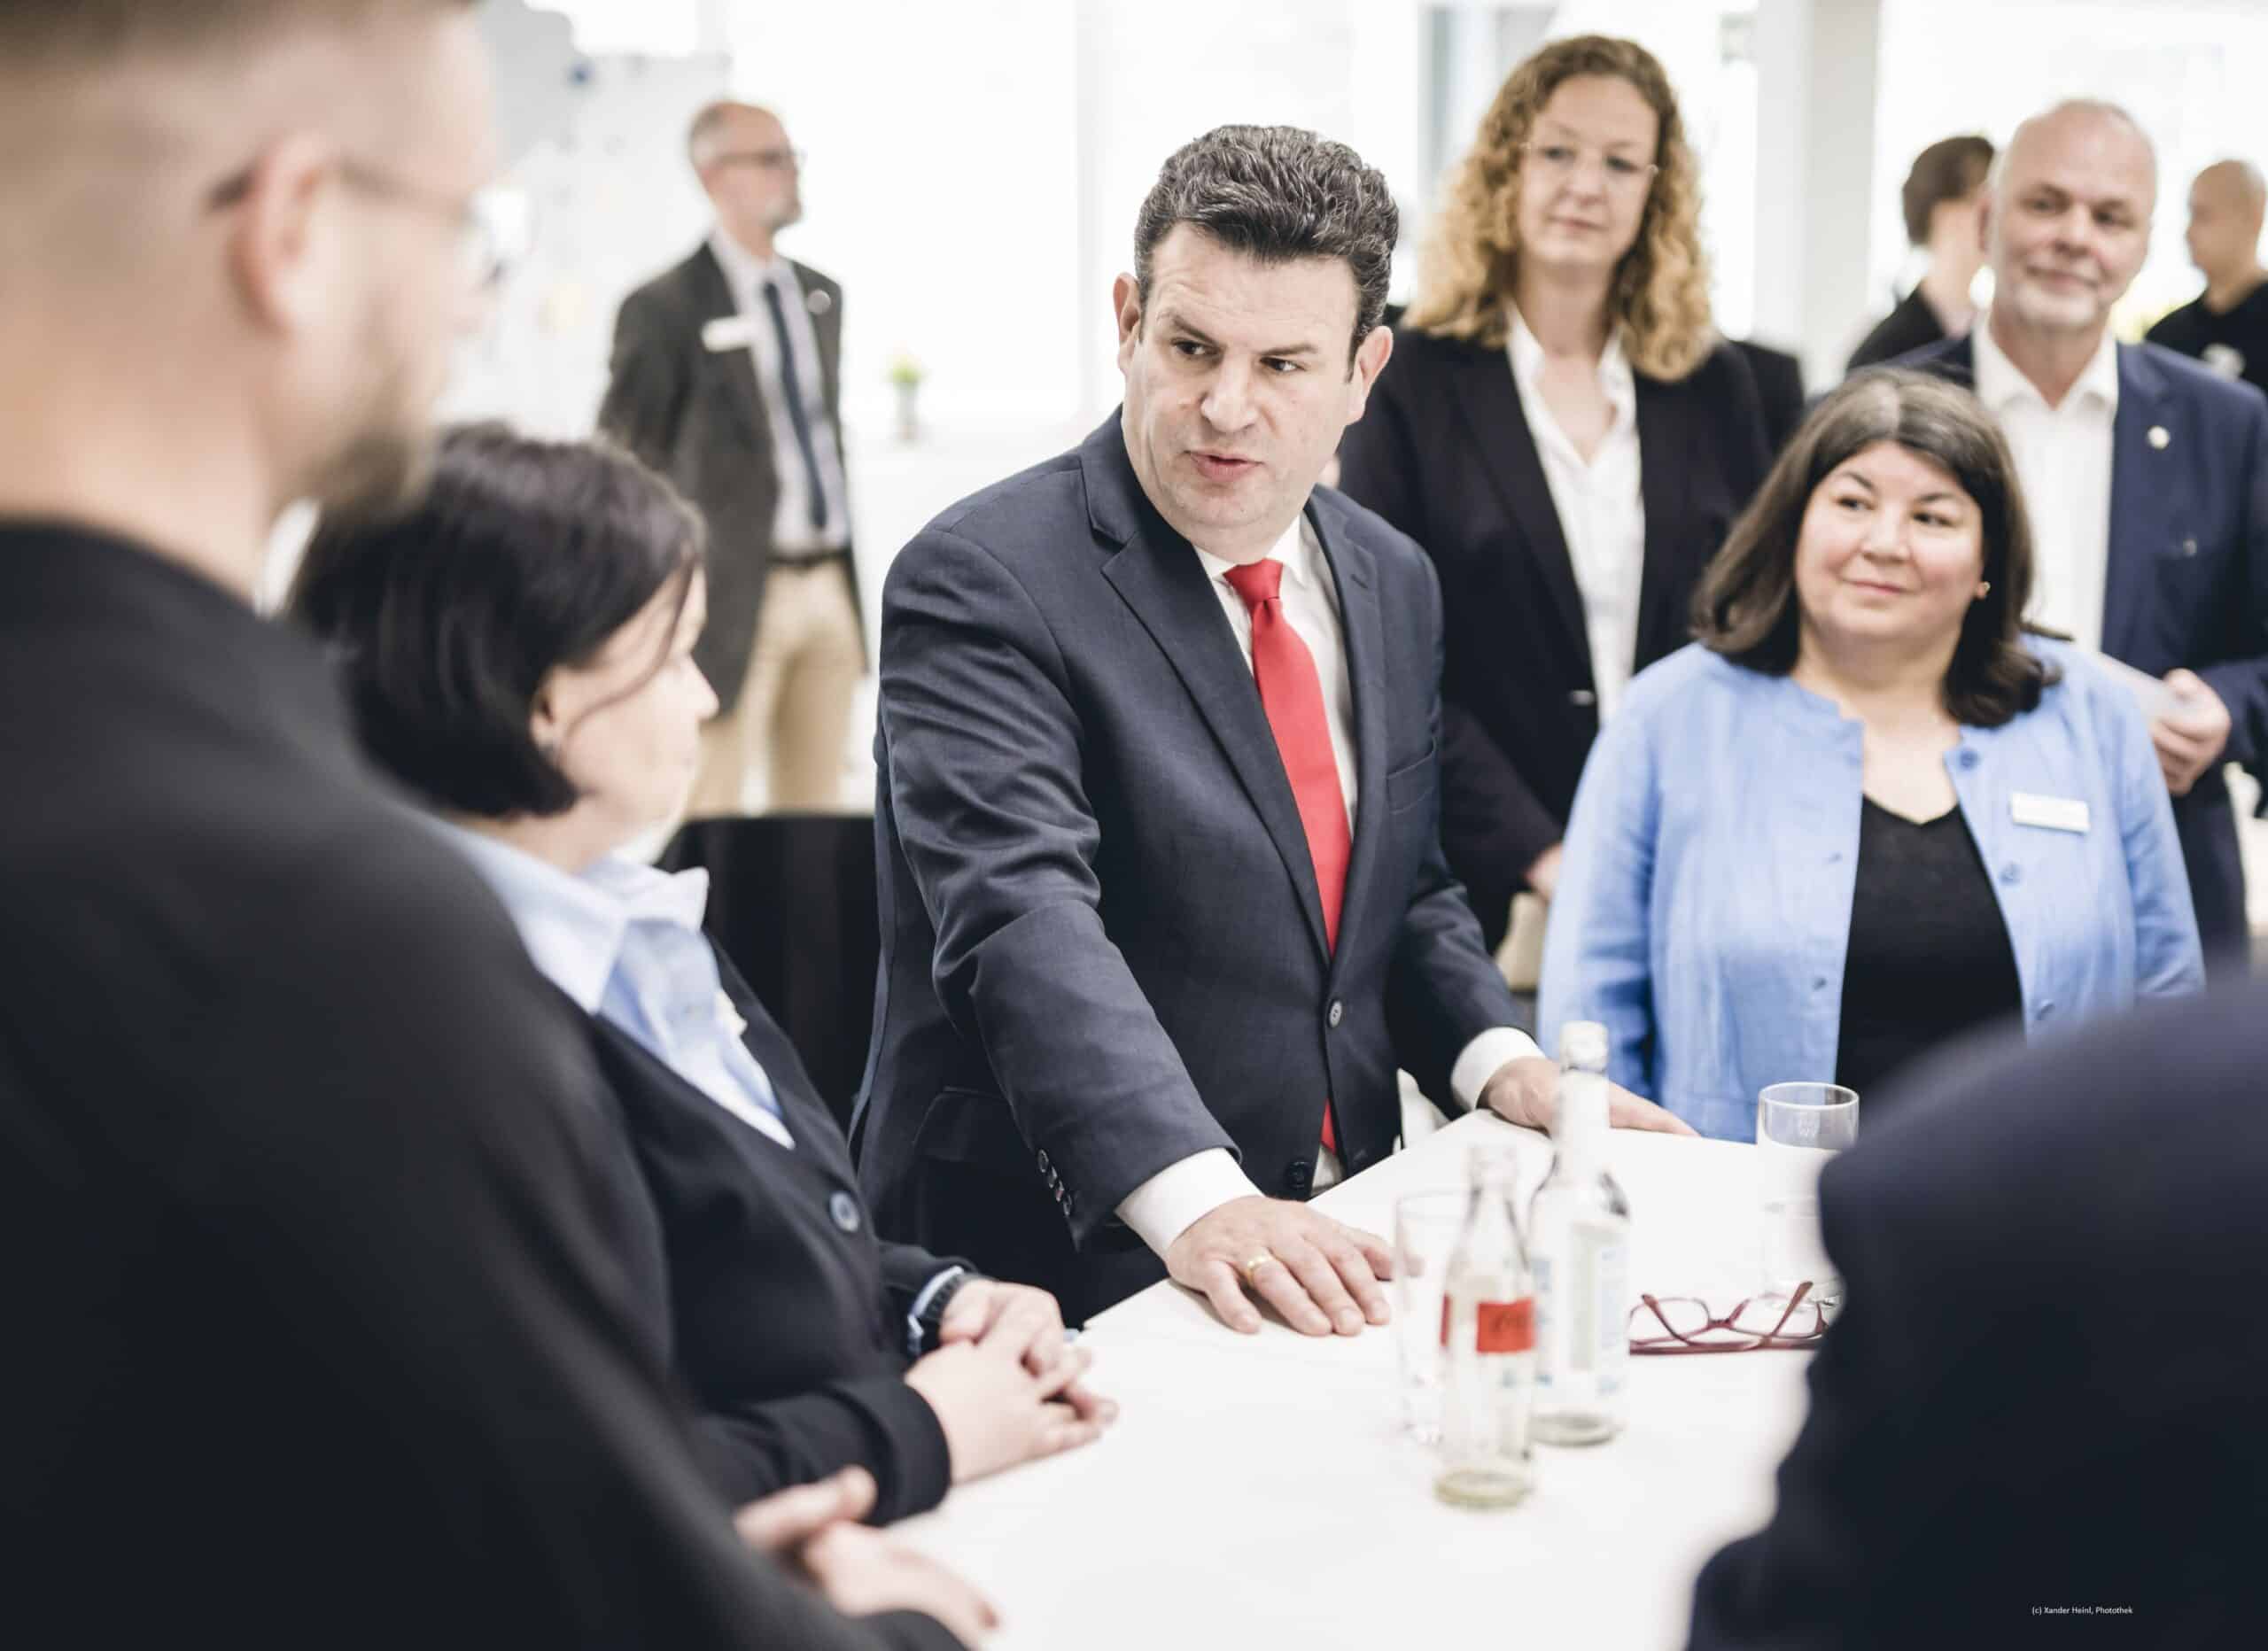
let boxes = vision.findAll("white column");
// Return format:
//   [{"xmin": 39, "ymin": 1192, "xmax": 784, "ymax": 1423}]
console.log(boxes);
[{"xmin": 1752, "ymin": 0, "xmax": 1884, "ymax": 384}]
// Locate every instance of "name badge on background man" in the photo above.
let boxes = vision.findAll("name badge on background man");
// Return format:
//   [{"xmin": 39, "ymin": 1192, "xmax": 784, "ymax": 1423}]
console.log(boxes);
[
  {"xmin": 2011, "ymin": 792, "xmax": 2090, "ymax": 834},
  {"xmin": 703, "ymin": 314, "xmax": 761, "ymax": 353}
]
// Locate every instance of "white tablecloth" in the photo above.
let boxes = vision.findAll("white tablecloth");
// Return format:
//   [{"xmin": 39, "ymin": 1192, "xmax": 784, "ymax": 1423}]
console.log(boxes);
[{"xmin": 891, "ymin": 1112, "xmax": 1814, "ymax": 1649}]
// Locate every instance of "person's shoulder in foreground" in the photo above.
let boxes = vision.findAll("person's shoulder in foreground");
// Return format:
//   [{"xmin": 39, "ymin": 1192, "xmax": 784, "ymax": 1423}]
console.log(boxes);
[{"xmin": 1686, "ymin": 973, "xmax": 2268, "ymax": 1648}]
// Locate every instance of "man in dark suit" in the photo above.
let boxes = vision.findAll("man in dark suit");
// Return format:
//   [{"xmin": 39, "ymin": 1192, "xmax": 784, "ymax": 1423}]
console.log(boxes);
[
  {"xmin": 601, "ymin": 101, "xmax": 864, "ymax": 816},
  {"xmin": 0, "ymin": 5, "xmax": 982, "ymax": 1646},
  {"xmin": 855, "ymin": 126, "xmax": 1686, "ymax": 1329},
  {"xmin": 1686, "ymin": 979, "xmax": 2268, "ymax": 1645},
  {"xmin": 1898, "ymin": 99, "xmax": 2268, "ymax": 971}
]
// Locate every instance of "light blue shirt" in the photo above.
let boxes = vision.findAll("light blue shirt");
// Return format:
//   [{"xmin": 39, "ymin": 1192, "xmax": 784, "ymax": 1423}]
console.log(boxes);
[
  {"xmin": 436, "ymin": 826, "xmax": 791, "ymax": 1149},
  {"xmin": 1538, "ymin": 641, "xmax": 2204, "ymax": 1141}
]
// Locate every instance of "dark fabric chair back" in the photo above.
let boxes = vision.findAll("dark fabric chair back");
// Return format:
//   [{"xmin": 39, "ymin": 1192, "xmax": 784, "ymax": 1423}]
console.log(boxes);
[{"xmin": 660, "ymin": 814, "xmax": 877, "ymax": 1132}]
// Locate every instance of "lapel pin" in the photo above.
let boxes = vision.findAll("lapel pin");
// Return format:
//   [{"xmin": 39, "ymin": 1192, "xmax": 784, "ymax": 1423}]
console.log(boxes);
[
  {"xmin": 2148, "ymin": 425, "xmax": 2171, "ymax": 450},
  {"xmin": 805, "ymin": 288, "xmax": 833, "ymax": 316}
]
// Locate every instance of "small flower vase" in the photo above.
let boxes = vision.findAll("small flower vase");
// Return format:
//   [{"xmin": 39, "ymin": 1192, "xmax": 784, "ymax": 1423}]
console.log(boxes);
[{"xmin": 894, "ymin": 379, "xmax": 921, "ymax": 444}]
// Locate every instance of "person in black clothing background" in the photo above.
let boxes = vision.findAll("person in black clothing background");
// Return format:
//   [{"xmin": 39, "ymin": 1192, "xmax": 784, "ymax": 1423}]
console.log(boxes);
[
  {"xmin": 1338, "ymin": 34, "xmax": 1769, "ymax": 950},
  {"xmin": 291, "ymin": 425, "xmax": 1114, "ymax": 1524},
  {"xmin": 0, "ymin": 4, "xmax": 988, "ymax": 1646},
  {"xmin": 2148, "ymin": 159, "xmax": 2268, "ymax": 398},
  {"xmin": 1846, "ymin": 135, "xmax": 1993, "ymax": 372}
]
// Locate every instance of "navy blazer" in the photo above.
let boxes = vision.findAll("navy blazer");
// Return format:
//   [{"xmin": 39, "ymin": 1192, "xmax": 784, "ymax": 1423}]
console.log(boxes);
[
  {"xmin": 1337, "ymin": 328, "xmax": 1770, "ymax": 946},
  {"xmin": 584, "ymin": 950, "xmax": 957, "ymax": 1523},
  {"xmin": 854, "ymin": 416, "xmax": 1523, "ymax": 1320},
  {"xmin": 1687, "ymin": 978, "xmax": 2268, "ymax": 1645},
  {"xmin": 1900, "ymin": 335, "xmax": 2268, "ymax": 965}
]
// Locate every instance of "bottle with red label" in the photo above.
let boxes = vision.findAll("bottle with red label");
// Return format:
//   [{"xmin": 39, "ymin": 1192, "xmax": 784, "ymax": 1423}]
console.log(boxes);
[{"xmin": 1435, "ymin": 1143, "xmax": 1537, "ymax": 1508}]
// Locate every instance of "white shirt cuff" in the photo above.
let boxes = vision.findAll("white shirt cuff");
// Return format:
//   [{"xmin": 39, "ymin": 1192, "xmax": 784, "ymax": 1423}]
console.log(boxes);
[
  {"xmin": 1451, "ymin": 1027, "xmax": 1546, "ymax": 1112},
  {"xmin": 1115, "ymin": 1149, "xmax": 1263, "ymax": 1259}
]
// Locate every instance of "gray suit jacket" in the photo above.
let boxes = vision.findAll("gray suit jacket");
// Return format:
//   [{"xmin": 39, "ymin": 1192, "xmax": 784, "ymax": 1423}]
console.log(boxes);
[
  {"xmin": 851, "ymin": 416, "xmax": 1525, "ymax": 1320},
  {"xmin": 599, "ymin": 244, "xmax": 865, "ymax": 705}
]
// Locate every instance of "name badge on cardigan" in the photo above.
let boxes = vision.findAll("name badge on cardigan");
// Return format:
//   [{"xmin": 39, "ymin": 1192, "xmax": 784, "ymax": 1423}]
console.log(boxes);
[
  {"xmin": 2011, "ymin": 792, "xmax": 2090, "ymax": 834},
  {"xmin": 703, "ymin": 314, "xmax": 762, "ymax": 353}
]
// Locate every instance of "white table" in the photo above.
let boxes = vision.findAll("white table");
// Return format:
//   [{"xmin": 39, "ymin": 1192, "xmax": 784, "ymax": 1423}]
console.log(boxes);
[{"xmin": 892, "ymin": 1113, "xmax": 1814, "ymax": 1649}]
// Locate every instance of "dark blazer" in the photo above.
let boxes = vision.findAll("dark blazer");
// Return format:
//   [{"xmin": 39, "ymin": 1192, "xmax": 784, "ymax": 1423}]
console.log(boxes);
[
  {"xmin": 1903, "ymin": 334, "xmax": 2268, "ymax": 965},
  {"xmin": 1336, "ymin": 329, "xmax": 1772, "ymax": 946},
  {"xmin": 1, "ymin": 523, "xmax": 959, "ymax": 1651},
  {"xmin": 1846, "ymin": 285, "xmax": 1950, "ymax": 372},
  {"xmin": 1733, "ymin": 338, "xmax": 1807, "ymax": 455},
  {"xmin": 583, "ymin": 950, "xmax": 958, "ymax": 1523},
  {"xmin": 853, "ymin": 417, "xmax": 1525, "ymax": 1321},
  {"xmin": 598, "ymin": 243, "xmax": 865, "ymax": 704},
  {"xmin": 1687, "ymin": 978, "xmax": 2268, "ymax": 1647}
]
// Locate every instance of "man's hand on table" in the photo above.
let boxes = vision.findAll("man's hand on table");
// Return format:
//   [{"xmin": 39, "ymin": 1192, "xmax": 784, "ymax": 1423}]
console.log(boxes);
[
  {"xmin": 735, "ymin": 1467, "xmax": 1000, "ymax": 1645},
  {"xmin": 1480, "ymin": 1055, "xmax": 1696, "ymax": 1137},
  {"xmin": 1164, "ymin": 1195, "xmax": 1394, "ymax": 1337}
]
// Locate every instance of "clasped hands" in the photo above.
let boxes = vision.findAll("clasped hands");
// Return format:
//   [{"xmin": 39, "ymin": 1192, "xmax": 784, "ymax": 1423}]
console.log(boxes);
[
  {"xmin": 2150, "ymin": 669, "xmax": 2231, "ymax": 796},
  {"xmin": 1166, "ymin": 1056, "xmax": 1690, "ymax": 1337}
]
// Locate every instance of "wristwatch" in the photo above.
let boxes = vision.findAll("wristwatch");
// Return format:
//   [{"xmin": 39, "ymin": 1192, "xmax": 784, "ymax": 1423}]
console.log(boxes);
[{"xmin": 908, "ymin": 1265, "xmax": 974, "ymax": 1358}]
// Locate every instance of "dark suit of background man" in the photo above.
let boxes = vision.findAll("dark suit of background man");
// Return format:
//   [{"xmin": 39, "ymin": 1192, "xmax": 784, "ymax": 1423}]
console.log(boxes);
[
  {"xmin": 2148, "ymin": 159, "xmax": 2268, "ymax": 399},
  {"xmin": 856, "ymin": 126, "xmax": 1687, "ymax": 1329},
  {"xmin": 1899, "ymin": 100, "xmax": 2268, "ymax": 971},
  {"xmin": 1687, "ymin": 978, "xmax": 2268, "ymax": 1647},
  {"xmin": 1846, "ymin": 134, "xmax": 1992, "ymax": 372},
  {"xmin": 0, "ymin": 3, "xmax": 976, "ymax": 1647},
  {"xmin": 602, "ymin": 101, "xmax": 864, "ymax": 817}
]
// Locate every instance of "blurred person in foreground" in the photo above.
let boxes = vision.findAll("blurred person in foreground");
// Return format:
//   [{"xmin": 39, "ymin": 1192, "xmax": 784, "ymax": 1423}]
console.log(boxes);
[
  {"xmin": 1540, "ymin": 371, "xmax": 2202, "ymax": 1140},
  {"xmin": 0, "ymin": 2, "xmax": 987, "ymax": 1644},
  {"xmin": 602, "ymin": 100, "xmax": 863, "ymax": 816},
  {"xmin": 292, "ymin": 424, "xmax": 1113, "ymax": 1524},
  {"xmin": 856, "ymin": 124, "xmax": 1691, "ymax": 1333},
  {"xmin": 1687, "ymin": 973, "xmax": 2266, "ymax": 1644},
  {"xmin": 1846, "ymin": 135, "xmax": 1993, "ymax": 372},
  {"xmin": 2147, "ymin": 158, "xmax": 2268, "ymax": 399},
  {"xmin": 1899, "ymin": 99, "xmax": 2268, "ymax": 975},
  {"xmin": 1337, "ymin": 32, "xmax": 1771, "ymax": 952}
]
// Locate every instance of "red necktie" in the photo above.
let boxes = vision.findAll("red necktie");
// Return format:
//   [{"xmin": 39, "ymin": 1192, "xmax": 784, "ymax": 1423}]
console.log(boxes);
[{"xmin": 1223, "ymin": 558, "xmax": 1350, "ymax": 1157}]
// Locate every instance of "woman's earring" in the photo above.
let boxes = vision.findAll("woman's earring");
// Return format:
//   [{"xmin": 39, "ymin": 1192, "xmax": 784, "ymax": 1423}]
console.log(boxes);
[{"xmin": 1975, "ymin": 581, "xmax": 1992, "ymax": 600}]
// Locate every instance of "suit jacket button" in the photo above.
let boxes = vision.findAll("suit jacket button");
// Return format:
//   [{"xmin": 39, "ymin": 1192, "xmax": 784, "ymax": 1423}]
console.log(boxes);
[
  {"xmin": 1037, "ymin": 1150, "xmax": 1052, "ymax": 1174},
  {"xmin": 1327, "ymin": 1000, "xmax": 1344, "ymax": 1028},
  {"xmin": 1285, "ymin": 1160, "xmax": 1314, "ymax": 1196},
  {"xmin": 1569, "ymin": 688, "xmax": 1597, "ymax": 708},
  {"xmin": 828, "ymin": 1190, "xmax": 862, "ymax": 1234}
]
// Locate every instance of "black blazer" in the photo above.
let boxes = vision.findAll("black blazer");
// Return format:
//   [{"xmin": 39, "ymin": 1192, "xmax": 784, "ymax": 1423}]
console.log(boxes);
[
  {"xmin": 1687, "ymin": 979, "xmax": 2268, "ymax": 1646},
  {"xmin": 855, "ymin": 417, "xmax": 1524, "ymax": 1322},
  {"xmin": 585, "ymin": 949, "xmax": 959, "ymax": 1523},
  {"xmin": 598, "ymin": 244, "xmax": 866, "ymax": 705},
  {"xmin": 1901, "ymin": 333, "xmax": 2268, "ymax": 966},
  {"xmin": 1733, "ymin": 338, "xmax": 1806, "ymax": 455},
  {"xmin": 1337, "ymin": 328, "xmax": 1771, "ymax": 945}
]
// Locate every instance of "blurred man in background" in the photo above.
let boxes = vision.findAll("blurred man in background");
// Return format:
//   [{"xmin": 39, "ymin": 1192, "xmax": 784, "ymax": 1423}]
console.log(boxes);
[{"xmin": 2148, "ymin": 159, "xmax": 2268, "ymax": 399}]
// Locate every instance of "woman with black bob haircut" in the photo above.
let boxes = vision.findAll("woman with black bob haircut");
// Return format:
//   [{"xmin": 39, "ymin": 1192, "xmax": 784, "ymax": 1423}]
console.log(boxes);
[
  {"xmin": 1537, "ymin": 371, "xmax": 2202, "ymax": 1140},
  {"xmin": 291, "ymin": 423, "xmax": 1114, "ymax": 1522}
]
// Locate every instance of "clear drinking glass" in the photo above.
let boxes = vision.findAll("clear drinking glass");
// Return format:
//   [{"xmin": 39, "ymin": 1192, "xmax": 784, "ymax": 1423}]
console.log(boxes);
[
  {"xmin": 1756, "ymin": 1082, "xmax": 1859, "ymax": 1307},
  {"xmin": 1392, "ymin": 1191, "xmax": 1469, "ymax": 1443}
]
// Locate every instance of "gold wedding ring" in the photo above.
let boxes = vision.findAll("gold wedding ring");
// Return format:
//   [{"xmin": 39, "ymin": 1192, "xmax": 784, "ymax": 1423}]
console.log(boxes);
[{"xmin": 1242, "ymin": 1253, "xmax": 1274, "ymax": 1286}]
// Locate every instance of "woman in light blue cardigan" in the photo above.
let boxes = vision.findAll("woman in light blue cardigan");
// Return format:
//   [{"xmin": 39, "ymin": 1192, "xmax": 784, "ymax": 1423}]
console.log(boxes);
[{"xmin": 1539, "ymin": 371, "xmax": 2202, "ymax": 1140}]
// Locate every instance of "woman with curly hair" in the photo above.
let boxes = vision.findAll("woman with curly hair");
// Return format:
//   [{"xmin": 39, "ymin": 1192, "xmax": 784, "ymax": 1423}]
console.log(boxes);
[{"xmin": 1338, "ymin": 35, "xmax": 1771, "ymax": 952}]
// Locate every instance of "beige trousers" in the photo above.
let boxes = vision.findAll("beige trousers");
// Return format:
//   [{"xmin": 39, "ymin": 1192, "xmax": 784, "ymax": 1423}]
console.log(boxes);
[{"xmin": 688, "ymin": 557, "xmax": 865, "ymax": 816}]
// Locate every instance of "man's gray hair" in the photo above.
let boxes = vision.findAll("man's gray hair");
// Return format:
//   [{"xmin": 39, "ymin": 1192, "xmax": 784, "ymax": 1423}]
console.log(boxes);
[
  {"xmin": 687, "ymin": 100, "xmax": 779, "ymax": 172},
  {"xmin": 1992, "ymin": 98, "xmax": 2159, "ymax": 195},
  {"xmin": 1132, "ymin": 124, "xmax": 1399, "ymax": 365}
]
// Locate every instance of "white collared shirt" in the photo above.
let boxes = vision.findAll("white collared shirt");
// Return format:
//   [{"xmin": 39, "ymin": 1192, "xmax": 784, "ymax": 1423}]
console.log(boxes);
[
  {"xmin": 436, "ymin": 823, "xmax": 794, "ymax": 1151},
  {"xmin": 707, "ymin": 229, "xmax": 852, "ymax": 556},
  {"xmin": 1507, "ymin": 304, "xmax": 1646, "ymax": 719},
  {"xmin": 1972, "ymin": 314, "xmax": 2119, "ymax": 650},
  {"xmin": 1109, "ymin": 511, "xmax": 1544, "ymax": 1258}
]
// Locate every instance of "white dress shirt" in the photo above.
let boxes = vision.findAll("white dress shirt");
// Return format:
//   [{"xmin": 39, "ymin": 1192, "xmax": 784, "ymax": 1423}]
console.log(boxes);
[
  {"xmin": 1113, "ymin": 513, "xmax": 1543, "ymax": 1257},
  {"xmin": 1972, "ymin": 314, "xmax": 2119, "ymax": 650},
  {"xmin": 707, "ymin": 229, "xmax": 852, "ymax": 556},
  {"xmin": 1507, "ymin": 304, "xmax": 1646, "ymax": 719}
]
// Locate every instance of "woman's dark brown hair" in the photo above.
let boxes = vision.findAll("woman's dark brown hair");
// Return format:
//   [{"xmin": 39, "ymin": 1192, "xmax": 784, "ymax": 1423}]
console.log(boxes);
[{"xmin": 1692, "ymin": 368, "xmax": 2057, "ymax": 727}]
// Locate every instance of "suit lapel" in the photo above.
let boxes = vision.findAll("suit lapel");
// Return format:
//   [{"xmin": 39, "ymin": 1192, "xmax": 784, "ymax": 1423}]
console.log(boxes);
[
  {"xmin": 2102, "ymin": 344, "xmax": 2171, "ymax": 666},
  {"xmin": 1087, "ymin": 424, "xmax": 1332, "ymax": 960},
  {"xmin": 691, "ymin": 244, "xmax": 773, "ymax": 454},
  {"xmin": 1632, "ymin": 372, "xmax": 1694, "ymax": 665},
  {"xmin": 1444, "ymin": 346, "xmax": 1593, "ymax": 679},
  {"xmin": 793, "ymin": 260, "xmax": 843, "ymax": 420},
  {"xmin": 1312, "ymin": 501, "xmax": 1386, "ymax": 977}
]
